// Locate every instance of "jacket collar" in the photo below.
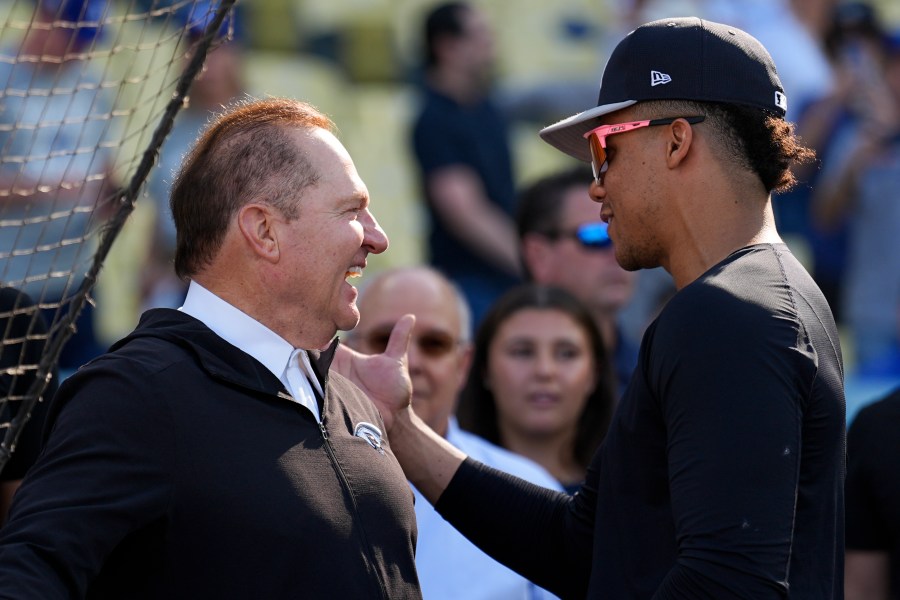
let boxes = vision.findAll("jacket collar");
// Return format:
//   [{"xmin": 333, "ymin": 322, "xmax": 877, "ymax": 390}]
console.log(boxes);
[
  {"xmin": 307, "ymin": 338, "xmax": 339, "ymax": 386},
  {"xmin": 114, "ymin": 309, "xmax": 343, "ymax": 396}
]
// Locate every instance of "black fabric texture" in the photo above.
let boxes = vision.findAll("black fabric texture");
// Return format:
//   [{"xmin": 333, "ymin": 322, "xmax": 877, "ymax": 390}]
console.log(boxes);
[
  {"xmin": 438, "ymin": 244, "xmax": 845, "ymax": 599},
  {"xmin": 0, "ymin": 308, "xmax": 421, "ymax": 599}
]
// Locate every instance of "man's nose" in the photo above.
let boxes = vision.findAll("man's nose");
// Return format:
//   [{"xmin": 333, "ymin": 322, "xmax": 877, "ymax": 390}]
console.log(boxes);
[{"xmin": 362, "ymin": 208, "xmax": 389, "ymax": 254}]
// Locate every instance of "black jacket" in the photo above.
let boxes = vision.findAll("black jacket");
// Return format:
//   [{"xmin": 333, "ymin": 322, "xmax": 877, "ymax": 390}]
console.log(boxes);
[{"xmin": 0, "ymin": 309, "xmax": 422, "ymax": 599}]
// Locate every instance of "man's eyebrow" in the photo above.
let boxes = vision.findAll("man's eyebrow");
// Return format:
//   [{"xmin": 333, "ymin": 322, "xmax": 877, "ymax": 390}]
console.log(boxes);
[{"xmin": 345, "ymin": 192, "xmax": 369, "ymax": 208}]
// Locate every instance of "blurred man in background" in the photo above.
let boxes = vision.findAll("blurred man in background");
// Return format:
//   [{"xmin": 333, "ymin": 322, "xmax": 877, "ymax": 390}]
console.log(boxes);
[
  {"xmin": 808, "ymin": 5, "xmax": 900, "ymax": 376},
  {"xmin": 410, "ymin": 2, "xmax": 520, "ymax": 329},
  {"xmin": 349, "ymin": 266, "xmax": 561, "ymax": 600}
]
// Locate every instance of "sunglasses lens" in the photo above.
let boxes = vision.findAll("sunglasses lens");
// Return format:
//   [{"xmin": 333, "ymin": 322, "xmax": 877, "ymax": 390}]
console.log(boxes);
[
  {"xmin": 588, "ymin": 133, "xmax": 606, "ymax": 182},
  {"xmin": 365, "ymin": 328, "xmax": 457, "ymax": 357},
  {"xmin": 365, "ymin": 330, "xmax": 392, "ymax": 353},
  {"xmin": 577, "ymin": 222, "xmax": 612, "ymax": 249},
  {"xmin": 418, "ymin": 332, "xmax": 457, "ymax": 358}
]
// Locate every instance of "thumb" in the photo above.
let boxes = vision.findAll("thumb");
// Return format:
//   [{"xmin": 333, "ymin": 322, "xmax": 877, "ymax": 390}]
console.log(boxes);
[{"xmin": 384, "ymin": 314, "xmax": 416, "ymax": 361}]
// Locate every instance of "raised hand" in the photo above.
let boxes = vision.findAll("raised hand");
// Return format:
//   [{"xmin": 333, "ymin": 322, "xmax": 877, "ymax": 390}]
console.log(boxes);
[{"xmin": 333, "ymin": 314, "xmax": 416, "ymax": 432}]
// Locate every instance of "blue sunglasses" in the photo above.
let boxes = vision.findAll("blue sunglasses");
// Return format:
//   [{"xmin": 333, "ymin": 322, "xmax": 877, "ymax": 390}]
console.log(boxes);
[{"xmin": 549, "ymin": 221, "xmax": 612, "ymax": 250}]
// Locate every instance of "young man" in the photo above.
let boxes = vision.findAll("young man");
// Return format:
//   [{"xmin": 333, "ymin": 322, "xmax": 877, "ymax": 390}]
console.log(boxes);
[
  {"xmin": 341, "ymin": 17, "xmax": 845, "ymax": 599},
  {"xmin": 0, "ymin": 99, "xmax": 422, "ymax": 599}
]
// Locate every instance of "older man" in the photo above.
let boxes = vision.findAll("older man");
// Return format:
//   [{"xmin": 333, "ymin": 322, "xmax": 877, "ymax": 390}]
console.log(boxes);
[
  {"xmin": 348, "ymin": 266, "xmax": 560, "ymax": 600},
  {"xmin": 0, "ymin": 98, "xmax": 421, "ymax": 599},
  {"xmin": 344, "ymin": 17, "xmax": 845, "ymax": 600}
]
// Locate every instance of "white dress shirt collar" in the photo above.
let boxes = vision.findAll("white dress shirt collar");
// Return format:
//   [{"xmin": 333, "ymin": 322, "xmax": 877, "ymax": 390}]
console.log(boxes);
[
  {"xmin": 180, "ymin": 280, "xmax": 292, "ymax": 379},
  {"xmin": 179, "ymin": 281, "xmax": 322, "ymax": 420}
]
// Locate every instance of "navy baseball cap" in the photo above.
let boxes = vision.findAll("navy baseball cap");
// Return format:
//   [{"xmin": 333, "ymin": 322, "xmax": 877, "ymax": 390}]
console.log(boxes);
[{"xmin": 540, "ymin": 17, "xmax": 787, "ymax": 162}]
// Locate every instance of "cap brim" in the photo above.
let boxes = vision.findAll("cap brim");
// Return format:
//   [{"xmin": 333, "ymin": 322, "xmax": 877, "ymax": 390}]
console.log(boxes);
[{"xmin": 538, "ymin": 100, "xmax": 637, "ymax": 162}]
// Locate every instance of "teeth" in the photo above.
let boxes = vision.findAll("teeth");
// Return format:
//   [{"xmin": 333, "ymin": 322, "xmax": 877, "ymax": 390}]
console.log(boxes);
[{"xmin": 346, "ymin": 266, "xmax": 362, "ymax": 279}]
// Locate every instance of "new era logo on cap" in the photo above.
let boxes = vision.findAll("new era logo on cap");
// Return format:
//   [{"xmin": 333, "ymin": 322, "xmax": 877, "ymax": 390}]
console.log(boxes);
[
  {"xmin": 651, "ymin": 70, "xmax": 671, "ymax": 86},
  {"xmin": 775, "ymin": 91, "xmax": 788, "ymax": 112}
]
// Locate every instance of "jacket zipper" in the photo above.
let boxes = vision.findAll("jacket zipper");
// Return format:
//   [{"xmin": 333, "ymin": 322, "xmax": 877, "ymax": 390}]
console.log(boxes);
[{"xmin": 318, "ymin": 418, "xmax": 390, "ymax": 600}]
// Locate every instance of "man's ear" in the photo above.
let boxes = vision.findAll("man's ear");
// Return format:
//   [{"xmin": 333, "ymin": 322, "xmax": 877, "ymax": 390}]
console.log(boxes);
[
  {"xmin": 237, "ymin": 203, "xmax": 280, "ymax": 263},
  {"xmin": 521, "ymin": 233, "xmax": 554, "ymax": 281},
  {"xmin": 666, "ymin": 118, "xmax": 695, "ymax": 169}
]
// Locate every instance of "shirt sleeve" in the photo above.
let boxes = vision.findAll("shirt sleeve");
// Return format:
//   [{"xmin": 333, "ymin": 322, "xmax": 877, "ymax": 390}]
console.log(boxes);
[
  {"xmin": 649, "ymin": 288, "xmax": 812, "ymax": 598},
  {"xmin": 0, "ymin": 360, "xmax": 175, "ymax": 598},
  {"xmin": 411, "ymin": 108, "xmax": 467, "ymax": 175},
  {"xmin": 435, "ymin": 456, "xmax": 596, "ymax": 599}
]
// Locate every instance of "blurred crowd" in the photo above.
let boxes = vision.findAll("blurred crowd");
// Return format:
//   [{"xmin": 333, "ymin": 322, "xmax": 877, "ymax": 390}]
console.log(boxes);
[
  {"xmin": 2, "ymin": 0, "xmax": 900, "ymax": 596},
  {"xmin": 70, "ymin": 0, "xmax": 899, "ymax": 384}
]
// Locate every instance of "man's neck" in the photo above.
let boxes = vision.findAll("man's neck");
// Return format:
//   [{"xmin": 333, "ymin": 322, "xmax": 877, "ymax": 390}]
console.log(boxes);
[{"xmin": 665, "ymin": 190, "xmax": 780, "ymax": 290}]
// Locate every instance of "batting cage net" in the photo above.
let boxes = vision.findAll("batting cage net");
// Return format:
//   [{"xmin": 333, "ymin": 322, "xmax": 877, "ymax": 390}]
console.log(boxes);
[{"xmin": 0, "ymin": 0, "xmax": 236, "ymax": 472}]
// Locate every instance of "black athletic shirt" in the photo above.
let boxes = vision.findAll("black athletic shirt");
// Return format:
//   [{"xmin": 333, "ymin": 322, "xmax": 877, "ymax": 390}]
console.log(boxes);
[{"xmin": 438, "ymin": 244, "xmax": 845, "ymax": 599}]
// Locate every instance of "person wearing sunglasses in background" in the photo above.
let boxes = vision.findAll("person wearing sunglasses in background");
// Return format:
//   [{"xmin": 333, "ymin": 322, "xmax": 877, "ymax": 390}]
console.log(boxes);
[
  {"xmin": 517, "ymin": 166, "xmax": 638, "ymax": 397},
  {"xmin": 337, "ymin": 17, "xmax": 845, "ymax": 599},
  {"xmin": 347, "ymin": 266, "xmax": 562, "ymax": 600}
]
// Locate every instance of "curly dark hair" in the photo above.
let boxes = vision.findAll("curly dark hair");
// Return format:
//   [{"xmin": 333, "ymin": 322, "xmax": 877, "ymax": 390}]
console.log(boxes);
[
  {"xmin": 456, "ymin": 284, "xmax": 615, "ymax": 470},
  {"xmin": 641, "ymin": 100, "xmax": 815, "ymax": 194}
]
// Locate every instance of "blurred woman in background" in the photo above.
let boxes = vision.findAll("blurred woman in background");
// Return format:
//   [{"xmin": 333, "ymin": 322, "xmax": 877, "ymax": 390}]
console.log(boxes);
[{"xmin": 456, "ymin": 284, "xmax": 615, "ymax": 494}]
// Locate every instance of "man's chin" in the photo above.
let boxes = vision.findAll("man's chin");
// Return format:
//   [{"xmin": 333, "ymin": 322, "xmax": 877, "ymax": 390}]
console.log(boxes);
[{"xmin": 336, "ymin": 307, "xmax": 361, "ymax": 334}]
